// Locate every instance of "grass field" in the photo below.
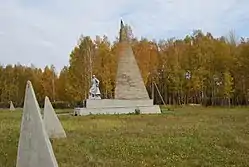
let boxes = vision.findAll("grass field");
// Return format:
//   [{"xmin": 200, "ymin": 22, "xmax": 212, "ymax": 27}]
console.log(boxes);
[{"xmin": 1, "ymin": 106, "xmax": 249, "ymax": 167}]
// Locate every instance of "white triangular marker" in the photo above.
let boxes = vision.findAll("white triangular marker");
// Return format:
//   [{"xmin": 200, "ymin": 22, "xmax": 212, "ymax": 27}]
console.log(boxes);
[
  {"xmin": 16, "ymin": 81, "xmax": 58, "ymax": 167},
  {"xmin": 10, "ymin": 101, "xmax": 15, "ymax": 111},
  {"xmin": 44, "ymin": 96, "xmax": 66, "ymax": 138}
]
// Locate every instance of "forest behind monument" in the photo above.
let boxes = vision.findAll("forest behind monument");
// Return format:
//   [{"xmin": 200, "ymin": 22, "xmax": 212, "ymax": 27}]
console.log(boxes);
[{"xmin": 0, "ymin": 24, "xmax": 248, "ymax": 107}]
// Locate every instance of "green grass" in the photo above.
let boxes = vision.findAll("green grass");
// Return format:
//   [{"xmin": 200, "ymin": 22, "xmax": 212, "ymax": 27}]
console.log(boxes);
[
  {"xmin": 1, "ymin": 107, "xmax": 249, "ymax": 166},
  {"xmin": 54, "ymin": 109, "xmax": 73, "ymax": 114}
]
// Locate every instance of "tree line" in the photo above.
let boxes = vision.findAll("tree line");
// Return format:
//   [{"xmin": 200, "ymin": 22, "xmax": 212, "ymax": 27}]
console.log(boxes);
[{"xmin": 1, "ymin": 26, "xmax": 249, "ymax": 108}]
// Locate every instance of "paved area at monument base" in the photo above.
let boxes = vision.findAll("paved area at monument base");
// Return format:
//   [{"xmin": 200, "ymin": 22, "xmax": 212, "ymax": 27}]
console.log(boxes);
[{"xmin": 74, "ymin": 99, "xmax": 161, "ymax": 115}]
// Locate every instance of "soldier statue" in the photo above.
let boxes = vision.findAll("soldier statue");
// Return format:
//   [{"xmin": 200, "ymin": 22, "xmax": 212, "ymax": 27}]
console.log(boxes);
[{"xmin": 89, "ymin": 75, "xmax": 101, "ymax": 99}]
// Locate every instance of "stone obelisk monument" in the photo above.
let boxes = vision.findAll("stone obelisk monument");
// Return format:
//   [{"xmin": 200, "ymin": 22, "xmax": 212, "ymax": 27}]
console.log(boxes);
[
  {"xmin": 115, "ymin": 20, "xmax": 150, "ymax": 100},
  {"xmin": 74, "ymin": 20, "xmax": 161, "ymax": 115}
]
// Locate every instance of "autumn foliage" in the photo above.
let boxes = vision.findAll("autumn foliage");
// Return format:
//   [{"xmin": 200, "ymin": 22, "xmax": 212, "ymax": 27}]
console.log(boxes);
[{"xmin": 0, "ymin": 27, "xmax": 249, "ymax": 107}]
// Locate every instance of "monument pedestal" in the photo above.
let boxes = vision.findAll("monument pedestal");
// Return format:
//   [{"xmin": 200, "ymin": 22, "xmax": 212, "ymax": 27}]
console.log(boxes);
[{"xmin": 74, "ymin": 99, "xmax": 161, "ymax": 115}]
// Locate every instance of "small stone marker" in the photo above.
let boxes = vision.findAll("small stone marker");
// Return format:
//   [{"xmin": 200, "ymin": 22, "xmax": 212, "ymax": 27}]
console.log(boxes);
[
  {"xmin": 10, "ymin": 101, "xmax": 15, "ymax": 111},
  {"xmin": 44, "ymin": 96, "xmax": 66, "ymax": 138},
  {"xmin": 16, "ymin": 81, "xmax": 58, "ymax": 167}
]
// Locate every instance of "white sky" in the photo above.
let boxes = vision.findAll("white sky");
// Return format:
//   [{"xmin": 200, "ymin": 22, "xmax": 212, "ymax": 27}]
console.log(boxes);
[{"xmin": 1, "ymin": 0, "xmax": 249, "ymax": 71}]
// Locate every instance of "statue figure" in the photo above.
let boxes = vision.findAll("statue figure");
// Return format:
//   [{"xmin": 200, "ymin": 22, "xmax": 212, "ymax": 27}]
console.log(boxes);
[{"xmin": 89, "ymin": 75, "xmax": 101, "ymax": 99}]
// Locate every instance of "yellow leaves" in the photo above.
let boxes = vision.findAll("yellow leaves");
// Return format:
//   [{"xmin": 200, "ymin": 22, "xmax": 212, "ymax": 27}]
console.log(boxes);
[
  {"xmin": 133, "ymin": 40, "xmax": 159, "ymax": 85},
  {"xmin": 223, "ymin": 71, "xmax": 234, "ymax": 98},
  {"xmin": 1, "ymin": 30, "xmax": 249, "ymax": 106}
]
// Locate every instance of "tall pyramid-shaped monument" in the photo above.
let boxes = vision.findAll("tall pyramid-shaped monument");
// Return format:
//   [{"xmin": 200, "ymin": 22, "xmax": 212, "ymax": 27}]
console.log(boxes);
[
  {"xmin": 115, "ymin": 20, "xmax": 150, "ymax": 100},
  {"xmin": 73, "ymin": 20, "xmax": 161, "ymax": 115}
]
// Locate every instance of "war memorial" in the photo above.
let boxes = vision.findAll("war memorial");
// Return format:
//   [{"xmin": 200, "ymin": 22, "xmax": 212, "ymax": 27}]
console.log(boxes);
[{"xmin": 74, "ymin": 20, "xmax": 161, "ymax": 115}]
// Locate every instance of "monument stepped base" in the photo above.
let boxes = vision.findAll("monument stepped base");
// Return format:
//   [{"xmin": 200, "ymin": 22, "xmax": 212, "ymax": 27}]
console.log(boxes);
[{"xmin": 74, "ymin": 99, "xmax": 161, "ymax": 115}]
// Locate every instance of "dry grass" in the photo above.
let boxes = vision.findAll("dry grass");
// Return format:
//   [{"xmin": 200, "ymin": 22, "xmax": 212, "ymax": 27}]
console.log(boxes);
[{"xmin": 1, "ymin": 106, "xmax": 249, "ymax": 166}]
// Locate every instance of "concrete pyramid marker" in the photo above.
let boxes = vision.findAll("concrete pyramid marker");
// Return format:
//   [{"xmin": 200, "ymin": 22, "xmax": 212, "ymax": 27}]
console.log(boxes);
[
  {"xmin": 44, "ymin": 96, "xmax": 66, "ymax": 138},
  {"xmin": 16, "ymin": 81, "xmax": 58, "ymax": 167},
  {"xmin": 115, "ymin": 20, "xmax": 150, "ymax": 100},
  {"xmin": 10, "ymin": 101, "xmax": 15, "ymax": 111}
]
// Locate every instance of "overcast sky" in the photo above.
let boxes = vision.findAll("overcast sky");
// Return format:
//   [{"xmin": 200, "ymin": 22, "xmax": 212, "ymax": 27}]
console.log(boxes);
[{"xmin": 1, "ymin": 0, "xmax": 249, "ymax": 71}]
